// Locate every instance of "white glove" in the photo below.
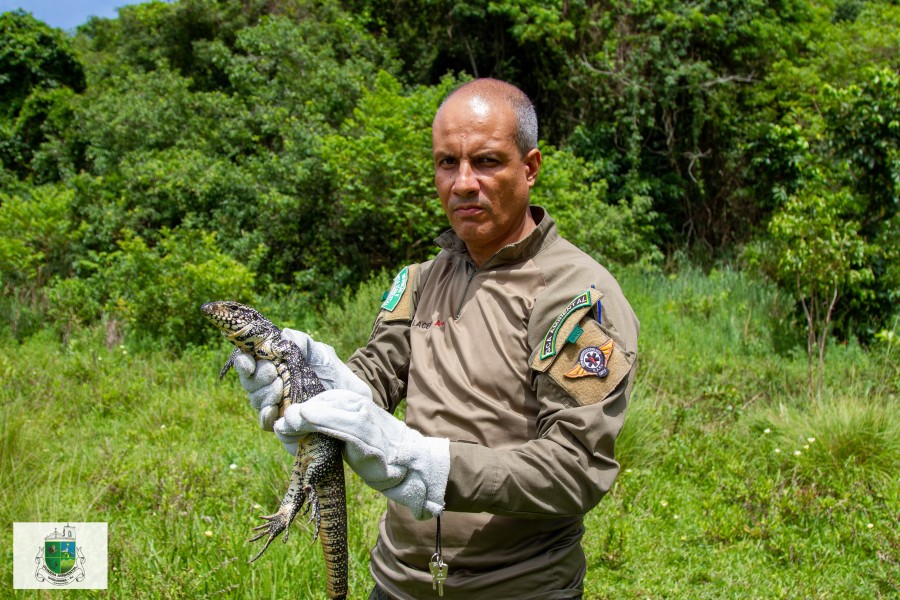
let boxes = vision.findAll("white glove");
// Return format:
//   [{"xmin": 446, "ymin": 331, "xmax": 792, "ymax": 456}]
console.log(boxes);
[
  {"xmin": 231, "ymin": 352, "xmax": 280, "ymax": 430},
  {"xmin": 274, "ymin": 389, "xmax": 450, "ymax": 520},
  {"xmin": 232, "ymin": 328, "xmax": 372, "ymax": 431}
]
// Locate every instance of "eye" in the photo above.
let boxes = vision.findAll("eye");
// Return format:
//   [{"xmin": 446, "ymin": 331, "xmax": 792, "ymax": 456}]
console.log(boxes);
[{"xmin": 437, "ymin": 156, "xmax": 457, "ymax": 168}]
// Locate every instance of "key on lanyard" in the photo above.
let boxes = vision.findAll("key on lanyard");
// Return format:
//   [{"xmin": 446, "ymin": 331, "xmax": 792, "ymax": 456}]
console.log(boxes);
[
  {"xmin": 429, "ymin": 515, "xmax": 448, "ymax": 596},
  {"xmin": 429, "ymin": 554, "xmax": 448, "ymax": 596}
]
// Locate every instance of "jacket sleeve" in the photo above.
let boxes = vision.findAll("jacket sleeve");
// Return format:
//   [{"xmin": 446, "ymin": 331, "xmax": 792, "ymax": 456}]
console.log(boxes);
[
  {"xmin": 346, "ymin": 262, "xmax": 432, "ymax": 413},
  {"xmin": 443, "ymin": 284, "xmax": 639, "ymax": 518},
  {"xmin": 347, "ymin": 316, "xmax": 410, "ymax": 413}
]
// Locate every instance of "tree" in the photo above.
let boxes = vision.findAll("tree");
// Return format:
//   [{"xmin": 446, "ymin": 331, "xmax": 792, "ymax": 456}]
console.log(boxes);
[
  {"xmin": 823, "ymin": 69, "xmax": 900, "ymax": 338},
  {"xmin": 0, "ymin": 10, "xmax": 86, "ymax": 179},
  {"xmin": 765, "ymin": 181, "xmax": 871, "ymax": 399},
  {"xmin": 0, "ymin": 10, "xmax": 85, "ymax": 118}
]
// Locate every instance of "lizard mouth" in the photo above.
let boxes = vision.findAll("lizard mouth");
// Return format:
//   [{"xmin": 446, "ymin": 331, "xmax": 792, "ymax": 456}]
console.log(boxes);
[{"xmin": 227, "ymin": 321, "xmax": 256, "ymax": 343}]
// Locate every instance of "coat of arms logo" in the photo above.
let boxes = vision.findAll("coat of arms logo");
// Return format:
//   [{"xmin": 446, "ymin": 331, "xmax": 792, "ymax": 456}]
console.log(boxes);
[{"xmin": 34, "ymin": 524, "xmax": 86, "ymax": 585}]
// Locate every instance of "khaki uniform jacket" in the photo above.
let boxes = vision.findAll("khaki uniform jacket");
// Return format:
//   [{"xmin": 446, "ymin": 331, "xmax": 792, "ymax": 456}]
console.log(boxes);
[{"xmin": 348, "ymin": 207, "xmax": 639, "ymax": 600}]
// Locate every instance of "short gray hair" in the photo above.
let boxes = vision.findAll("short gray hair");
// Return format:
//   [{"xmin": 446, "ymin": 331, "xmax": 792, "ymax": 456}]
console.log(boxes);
[{"xmin": 439, "ymin": 79, "xmax": 538, "ymax": 156}]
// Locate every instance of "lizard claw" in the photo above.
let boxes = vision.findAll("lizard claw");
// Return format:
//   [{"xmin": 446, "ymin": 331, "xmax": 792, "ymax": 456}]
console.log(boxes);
[
  {"xmin": 247, "ymin": 506, "xmax": 298, "ymax": 562},
  {"xmin": 305, "ymin": 489, "xmax": 323, "ymax": 543}
]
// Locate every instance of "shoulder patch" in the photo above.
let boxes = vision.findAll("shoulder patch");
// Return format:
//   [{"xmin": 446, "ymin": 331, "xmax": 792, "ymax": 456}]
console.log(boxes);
[
  {"xmin": 382, "ymin": 266, "xmax": 409, "ymax": 311},
  {"xmin": 380, "ymin": 264, "xmax": 419, "ymax": 323},
  {"xmin": 544, "ymin": 319, "xmax": 634, "ymax": 406},
  {"xmin": 535, "ymin": 289, "xmax": 603, "ymax": 363}
]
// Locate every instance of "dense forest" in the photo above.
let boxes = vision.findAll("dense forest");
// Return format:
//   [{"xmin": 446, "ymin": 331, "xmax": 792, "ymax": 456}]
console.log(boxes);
[{"xmin": 1, "ymin": 0, "xmax": 898, "ymax": 352}]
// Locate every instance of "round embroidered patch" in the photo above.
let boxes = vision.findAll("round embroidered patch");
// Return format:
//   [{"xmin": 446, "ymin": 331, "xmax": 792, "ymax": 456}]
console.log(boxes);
[{"xmin": 578, "ymin": 346, "xmax": 609, "ymax": 378}]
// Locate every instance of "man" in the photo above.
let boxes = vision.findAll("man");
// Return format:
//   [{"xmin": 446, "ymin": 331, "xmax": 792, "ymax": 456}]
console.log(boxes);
[{"xmin": 236, "ymin": 78, "xmax": 639, "ymax": 599}]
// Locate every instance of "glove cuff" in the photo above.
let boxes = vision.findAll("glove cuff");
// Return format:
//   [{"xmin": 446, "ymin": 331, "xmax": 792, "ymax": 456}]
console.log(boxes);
[
  {"xmin": 373, "ymin": 430, "xmax": 451, "ymax": 521},
  {"xmin": 281, "ymin": 328, "xmax": 373, "ymax": 400},
  {"xmin": 418, "ymin": 436, "xmax": 451, "ymax": 519}
]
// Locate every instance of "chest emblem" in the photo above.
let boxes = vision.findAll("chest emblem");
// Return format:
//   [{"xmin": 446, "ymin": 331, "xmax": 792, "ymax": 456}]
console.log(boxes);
[{"xmin": 565, "ymin": 340, "xmax": 614, "ymax": 379}]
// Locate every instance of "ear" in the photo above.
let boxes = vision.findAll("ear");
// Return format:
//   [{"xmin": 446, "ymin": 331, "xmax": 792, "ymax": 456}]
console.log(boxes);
[{"xmin": 524, "ymin": 148, "xmax": 542, "ymax": 188}]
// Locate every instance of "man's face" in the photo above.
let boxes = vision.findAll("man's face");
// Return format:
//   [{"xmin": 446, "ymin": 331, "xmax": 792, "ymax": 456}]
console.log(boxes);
[{"xmin": 432, "ymin": 94, "xmax": 541, "ymax": 264}]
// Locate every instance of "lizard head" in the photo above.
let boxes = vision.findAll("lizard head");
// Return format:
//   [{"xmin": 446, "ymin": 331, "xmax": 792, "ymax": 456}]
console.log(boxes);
[{"xmin": 201, "ymin": 301, "xmax": 278, "ymax": 352}]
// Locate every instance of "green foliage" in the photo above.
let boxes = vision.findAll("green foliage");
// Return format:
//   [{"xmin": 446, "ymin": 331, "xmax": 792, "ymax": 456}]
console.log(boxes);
[
  {"xmin": 752, "ymin": 181, "xmax": 872, "ymax": 397},
  {"xmin": 745, "ymin": 64, "xmax": 900, "ymax": 346},
  {"xmin": 60, "ymin": 2, "xmax": 404, "ymax": 306},
  {"xmin": 99, "ymin": 228, "xmax": 257, "ymax": 346},
  {"xmin": 77, "ymin": 66, "xmax": 231, "ymax": 174},
  {"xmin": 76, "ymin": 0, "xmax": 272, "ymax": 85},
  {"xmin": 2, "ymin": 268, "xmax": 897, "ymax": 598},
  {"xmin": 571, "ymin": 0, "xmax": 809, "ymax": 249},
  {"xmin": 114, "ymin": 147, "xmax": 267, "ymax": 263},
  {"xmin": 0, "ymin": 0, "xmax": 898, "ymax": 347},
  {"xmin": 315, "ymin": 72, "xmax": 457, "ymax": 279},
  {"xmin": 0, "ymin": 10, "xmax": 85, "ymax": 118},
  {"xmin": 767, "ymin": 187, "xmax": 870, "ymax": 298},
  {"xmin": 0, "ymin": 184, "xmax": 76, "ymax": 293},
  {"xmin": 0, "ymin": 10, "xmax": 86, "ymax": 180},
  {"xmin": 11, "ymin": 86, "xmax": 84, "ymax": 182},
  {"xmin": 764, "ymin": 396, "xmax": 900, "ymax": 486},
  {"xmin": 305, "ymin": 270, "xmax": 393, "ymax": 359},
  {"xmin": 825, "ymin": 68, "xmax": 900, "ymax": 225},
  {"xmin": 219, "ymin": 11, "xmax": 397, "ymax": 124},
  {"xmin": 45, "ymin": 275, "xmax": 105, "ymax": 339},
  {"xmin": 746, "ymin": 121, "xmax": 812, "ymax": 208},
  {"xmin": 809, "ymin": 3, "xmax": 900, "ymax": 88},
  {"xmin": 532, "ymin": 145, "xmax": 663, "ymax": 270}
]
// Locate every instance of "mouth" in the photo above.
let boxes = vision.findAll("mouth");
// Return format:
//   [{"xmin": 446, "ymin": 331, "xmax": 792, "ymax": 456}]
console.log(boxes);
[{"xmin": 450, "ymin": 201, "xmax": 488, "ymax": 218}]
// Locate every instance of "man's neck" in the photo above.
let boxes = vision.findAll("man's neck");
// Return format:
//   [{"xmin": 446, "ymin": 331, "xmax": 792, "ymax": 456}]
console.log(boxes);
[{"xmin": 467, "ymin": 209, "xmax": 538, "ymax": 267}]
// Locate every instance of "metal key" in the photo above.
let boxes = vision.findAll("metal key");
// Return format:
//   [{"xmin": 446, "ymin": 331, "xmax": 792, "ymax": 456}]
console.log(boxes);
[{"xmin": 429, "ymin": 554, "xmax": 449, "ymax": 596}]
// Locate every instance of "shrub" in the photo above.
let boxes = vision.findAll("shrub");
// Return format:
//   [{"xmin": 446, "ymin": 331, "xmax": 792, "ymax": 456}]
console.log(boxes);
[
  {"xmin": 762, "ymin": 394, "xmax": 900, "ymax": 488},
  {"xmin": 532, "ymin": 145, "xmax": 663, "ymax": 271},
  {"xmin": 100, "ymin": 227, "xmax": 257, "ymax": 347},
  {"xmin": 0, "ymin": 184, "xmax": 76, "ymax": 294},
  {"xmin": 314, "ymin": 72, "xmax": 459, "ymax": 282}
]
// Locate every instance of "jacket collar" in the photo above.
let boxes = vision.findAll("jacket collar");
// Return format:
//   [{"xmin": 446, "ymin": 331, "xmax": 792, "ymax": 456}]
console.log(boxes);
[{"xmin": 434, "ymin": 206, "xmax": 559, "ymax": 267}]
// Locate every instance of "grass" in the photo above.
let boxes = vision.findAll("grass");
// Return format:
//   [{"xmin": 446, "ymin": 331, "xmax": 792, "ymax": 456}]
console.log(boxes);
[{"xmin": 2, "ymin": 267, "xmax": 898, "ymax": 598}]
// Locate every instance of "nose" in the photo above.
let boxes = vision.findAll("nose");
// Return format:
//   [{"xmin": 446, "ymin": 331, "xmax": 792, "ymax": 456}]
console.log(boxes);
[{"xmin": 452, "ymin": 160, "xmax": 478, "ymax": 197}]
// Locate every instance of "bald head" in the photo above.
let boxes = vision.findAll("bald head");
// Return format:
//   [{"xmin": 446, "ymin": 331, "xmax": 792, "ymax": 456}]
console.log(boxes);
[{"xmin": 436, "ymin": 79, "xmax": 538, "ymax": 156}]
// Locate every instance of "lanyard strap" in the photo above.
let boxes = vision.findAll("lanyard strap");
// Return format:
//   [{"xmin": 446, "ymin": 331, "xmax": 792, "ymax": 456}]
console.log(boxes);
[{"xmin": 434, "ymin": 515, "xmax": 442, "ymax": 557}]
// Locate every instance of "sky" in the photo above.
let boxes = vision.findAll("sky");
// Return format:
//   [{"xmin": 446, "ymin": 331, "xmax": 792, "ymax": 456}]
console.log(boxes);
[{"xmin": 1, "ymin": 1, "xmax": 163, "ymax": 31}]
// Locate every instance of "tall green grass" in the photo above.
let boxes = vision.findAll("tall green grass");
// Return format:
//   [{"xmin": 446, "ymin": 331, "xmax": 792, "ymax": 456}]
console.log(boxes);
[
  {"xmin": 2, "ymin": 267, "xmax": 898, "ymax": 598},
  {"xmin": 594, "ymin": 266, "xmax": 898, "ymax": 599}
]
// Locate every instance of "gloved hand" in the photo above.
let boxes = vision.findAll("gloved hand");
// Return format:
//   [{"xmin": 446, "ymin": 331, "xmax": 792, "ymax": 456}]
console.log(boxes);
[
  {"xmin": 274, "ymin": 389, "xmax": 450, "ymax": 520},
  {"xmin": 232, "ymin": 328, "xmax": 372, "ymax": 431}
]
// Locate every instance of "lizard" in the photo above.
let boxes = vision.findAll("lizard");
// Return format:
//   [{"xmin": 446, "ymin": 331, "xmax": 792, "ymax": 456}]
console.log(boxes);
[{"xmin": 201, "ymin": 300, "xmax": 348, "ymax": 600}]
